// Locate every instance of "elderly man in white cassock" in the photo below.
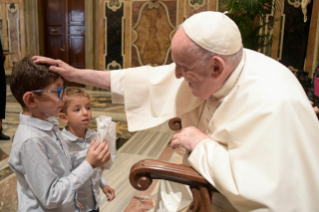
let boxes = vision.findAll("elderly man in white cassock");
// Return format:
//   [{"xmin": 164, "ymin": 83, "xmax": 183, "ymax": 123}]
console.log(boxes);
[{"xmin": 34, "ymin": 11, "xmax": 319, "ymax": 212}]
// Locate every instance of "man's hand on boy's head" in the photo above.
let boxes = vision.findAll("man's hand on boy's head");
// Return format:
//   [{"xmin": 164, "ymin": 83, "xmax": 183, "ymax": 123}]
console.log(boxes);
[
  {"xmin": 102, "ymin": 185, "xmax": 115, "ymax": 201},
  {"xmin": 85, "ymin": 138, "xmax": 110, "ymax": 169},
  {"xmin": 32, "ymin": 56, "xmax": 78, "ymax": 82}
]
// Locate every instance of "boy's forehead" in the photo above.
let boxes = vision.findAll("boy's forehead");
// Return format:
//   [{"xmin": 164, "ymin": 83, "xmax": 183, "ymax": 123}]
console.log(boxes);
[
  {"xmin": 67, "ymin": 96, "xmax": 90, "ymax": 105},
  {"xmin": 43, "ymin": 77, "xmax": 64, "ymax": 89}
]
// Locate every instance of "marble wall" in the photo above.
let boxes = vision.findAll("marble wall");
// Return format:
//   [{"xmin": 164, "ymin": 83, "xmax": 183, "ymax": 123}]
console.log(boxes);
[
  {"xmin": 97, "ymin": 0, "xmax": 216, "ymax": 70},
  {"xmin": 95, "ymin": 0, "xmax": 319, "ymax": 76},
  {"xmin": 6, "ymin": 0, "xmax": 319, "ymax": 78},
  {"xmin": 0, "ymin": 0, "xmax": 25, "ymax": 71}
]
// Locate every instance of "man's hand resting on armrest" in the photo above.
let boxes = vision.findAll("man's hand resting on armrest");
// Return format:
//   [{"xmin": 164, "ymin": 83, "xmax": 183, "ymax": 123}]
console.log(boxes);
[{"xmin": 170, "ymin": 126, "xmax": 210, "ymax": 152}]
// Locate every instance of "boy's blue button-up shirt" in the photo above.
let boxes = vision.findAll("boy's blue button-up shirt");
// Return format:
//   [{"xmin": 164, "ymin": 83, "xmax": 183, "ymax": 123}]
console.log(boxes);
[
  {"xmin": 8, "ymin": 114, "xmax": 94, "ymax": 212},
  {"xmin": 62, "ymin": 128, "xmax": 108, "ymax": 211}
]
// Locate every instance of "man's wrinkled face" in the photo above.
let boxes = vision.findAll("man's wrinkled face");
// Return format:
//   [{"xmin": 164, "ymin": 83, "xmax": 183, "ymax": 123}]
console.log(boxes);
[{"xmin": 171, "ymin": 28, "xmax": 215, "ymax": 100}]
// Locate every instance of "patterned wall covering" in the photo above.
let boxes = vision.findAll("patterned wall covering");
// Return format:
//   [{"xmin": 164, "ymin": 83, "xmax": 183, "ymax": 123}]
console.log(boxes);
[
  {"xmin": 0, "ymin": 0, "xmax": 25, "ymax": 70},
  {"xmin": 6, "ymin": 3, "xmax": 21, "ymax": 67},
  {"xmin": 100, "ymin": 0, "xmax": 216, "ymax": 69},
  {"xmin": 131, "ymin": 1, "xmax": 176, "ymax": 67}
]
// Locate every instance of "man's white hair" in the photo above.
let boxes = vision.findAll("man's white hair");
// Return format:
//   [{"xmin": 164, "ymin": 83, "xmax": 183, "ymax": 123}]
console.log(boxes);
[{"xmin": 188, "ymin": 39, "xmax": 243, "ymax": 67}]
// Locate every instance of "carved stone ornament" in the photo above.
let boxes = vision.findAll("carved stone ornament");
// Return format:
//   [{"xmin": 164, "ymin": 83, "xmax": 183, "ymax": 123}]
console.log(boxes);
[
  {"xmin": 106, "ymin": 0, "xmax": 123, "ymax": 12},
  {"xmin": 301, "ymin": 0, "xmax": 311, "ymax": 22},
  {"xmin": 107, "ymin": 60, "xmax": 122, "ymax": 70},
  {"xmin": 288, "ymin": 0, "xmax": 301, "ymax": 8},
  {"xmin": 8, "ymin": 3, "xmax": 17, "ymax": 13},
  {"xmin": 288, "ymin": 0, "xmax": 311, "ymax": 22},
  {"xmin": 188, "ymin": 0, "xmax": 206, "ymax": 9}
]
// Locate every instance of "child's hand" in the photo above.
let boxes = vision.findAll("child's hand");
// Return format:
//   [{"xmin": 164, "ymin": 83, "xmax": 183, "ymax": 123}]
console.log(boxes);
[
  {"xmin": 102, "ymin": 185, "xmax": 115, "ymax": 201},
  {"xmin": 77, "ymin": 201, "xmax": 84, "ymax": 211},
  {"xmin": 85, "ymin": 138, "xmax": 110, "ymax": 168}
]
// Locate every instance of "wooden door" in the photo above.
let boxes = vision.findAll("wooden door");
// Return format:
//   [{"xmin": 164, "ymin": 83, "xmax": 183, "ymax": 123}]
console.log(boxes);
[
  {"xmin": 67, "ymin": 0, "xmax": 85, "ymax": 69},
  {"xmin": 43, "ymin": 0, "xmax": 85, "ymax": 86},
  {"xmin": 43, "ymin": 0, "xmax": 67, "ymax": 62}
]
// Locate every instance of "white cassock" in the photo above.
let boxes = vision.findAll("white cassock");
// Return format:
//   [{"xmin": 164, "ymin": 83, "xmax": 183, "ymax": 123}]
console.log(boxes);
[{"xmin": 111, "ymin": 49, "xmax": 319, "ymax": 211}]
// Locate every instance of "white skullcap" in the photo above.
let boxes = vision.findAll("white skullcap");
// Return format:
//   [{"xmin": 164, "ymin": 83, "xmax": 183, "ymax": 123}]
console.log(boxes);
[{"xmin": 183, "ymin": 11, "xmax": 242, "ymax": 55}]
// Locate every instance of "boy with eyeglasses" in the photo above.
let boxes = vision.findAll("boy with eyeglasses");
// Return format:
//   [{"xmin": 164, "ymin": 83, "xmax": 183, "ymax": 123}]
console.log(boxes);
[{"xmin": 8, "ymin": 57, "xmax": 111, "ymax": 212}]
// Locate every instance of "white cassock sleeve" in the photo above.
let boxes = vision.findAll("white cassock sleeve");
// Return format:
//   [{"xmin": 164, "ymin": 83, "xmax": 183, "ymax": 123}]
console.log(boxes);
[{"xmin": 111, "ymin": 63, "xmax": 203, "ymax": 132}]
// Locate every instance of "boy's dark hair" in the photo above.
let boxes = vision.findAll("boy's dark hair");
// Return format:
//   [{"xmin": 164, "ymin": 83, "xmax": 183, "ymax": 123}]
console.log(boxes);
[
  {"xmin": 60, "ymin": 87, "xmax": 90, "ymax": 114},
  {"xmin": 10, "ymin": 56, "xmax": 62, "ymax": 107}
]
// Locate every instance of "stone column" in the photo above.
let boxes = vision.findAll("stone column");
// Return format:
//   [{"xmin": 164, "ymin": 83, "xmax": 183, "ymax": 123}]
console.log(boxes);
[
  {"xmin": 85, "ymin": 0, "xmax": 94, "ymax": 70},
  {"xmin": 24, "ymin": 0, "xmax": 39, "ymax": 55}
]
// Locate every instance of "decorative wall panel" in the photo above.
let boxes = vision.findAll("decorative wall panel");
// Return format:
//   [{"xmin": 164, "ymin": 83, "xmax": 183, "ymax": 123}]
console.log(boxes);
[
  {"xmin": 184, "ymin": 0, "xmax": 209, "ymax": 18},
  {"xmin": 104, "ymin": 0, "xmax": 124, "ymax": 70},
  {"xmin": 6, "ymin": 3, "xmax": 21, "ymax": 67},
  {"xmin": 131, "ymin": 1, "xmax": 176, "ymax": 67},
  {"xmin": 279, "ymin": 1, "xmax": 311, "ymax": 71},
  {"xmin": 98, "ymin": 0, "xmax": 218, "ymax": 69}
]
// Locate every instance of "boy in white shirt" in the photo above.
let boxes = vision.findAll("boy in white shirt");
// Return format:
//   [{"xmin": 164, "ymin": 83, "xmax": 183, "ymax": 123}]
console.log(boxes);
[
  {"xmin": 8, "ymin": 57, "xmax": 110, "ymax": 212},
  {"xmin": 59, "ymin": 87, "xmax": 115, "ymax": 212}
]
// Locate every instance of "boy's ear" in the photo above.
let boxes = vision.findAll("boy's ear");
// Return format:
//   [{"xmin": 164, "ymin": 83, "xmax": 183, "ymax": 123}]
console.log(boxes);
[
  {"xmin": 59, "ymin": 112, "xmax": 69, "ymax": 124},
  {"xmin": 23, "ymin": 92, "xmax": 37, "ymax": 108}
]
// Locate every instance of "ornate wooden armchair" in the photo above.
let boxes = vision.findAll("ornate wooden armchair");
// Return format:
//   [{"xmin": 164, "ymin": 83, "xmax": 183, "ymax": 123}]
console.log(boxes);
[{"xmin": 129, "ymin": 118, "xmax": 219, "ymax": 212}]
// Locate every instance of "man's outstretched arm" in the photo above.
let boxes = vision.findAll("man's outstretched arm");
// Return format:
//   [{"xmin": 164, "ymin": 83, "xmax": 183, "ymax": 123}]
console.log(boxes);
[{"xmin": 32, "ymin": 56, "xmax": 111, "ymax": 90}]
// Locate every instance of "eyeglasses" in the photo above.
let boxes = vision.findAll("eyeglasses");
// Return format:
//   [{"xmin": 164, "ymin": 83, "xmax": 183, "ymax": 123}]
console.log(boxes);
[{"xmin": 32, "ymin": 86, "xmax": 67, "ymax": 99}]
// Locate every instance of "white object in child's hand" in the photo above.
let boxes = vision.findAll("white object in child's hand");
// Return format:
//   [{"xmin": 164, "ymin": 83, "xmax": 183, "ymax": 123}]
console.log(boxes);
[{"xmin": 96, "ymin": 115, "xmax": 117, "ymax": 169}]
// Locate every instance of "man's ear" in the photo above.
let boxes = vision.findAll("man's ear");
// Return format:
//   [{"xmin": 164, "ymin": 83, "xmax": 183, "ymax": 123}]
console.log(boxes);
[
  {"xmin": 59, "ymin": 112, "xmax": 69, "ymax": 124},
  {"xmin": 209, "ymin": 56, "xmax": 225, "ymax": 78},
  {"xmin": 23, "ymin": 92, "xmax": 37, "ymax": 108}
]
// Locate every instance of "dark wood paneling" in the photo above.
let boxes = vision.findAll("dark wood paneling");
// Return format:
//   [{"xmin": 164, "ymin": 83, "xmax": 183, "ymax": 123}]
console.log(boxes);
[
  {"xmin": 69, "ymin": 26, "xmax": 85, "ymax": 35},
  {"xmin": 69, "ymin": 36, "xmax": 85, "ymax": 68},
  {"xmin": 43, "ymin": 0, "xmax": 85, "ymax": 87},
  {"xmin": 46, "ymin": 0, "xmax": 65, "ymax": 24},
  {"xmin": 68, "ymin": 0, "xmax": 85, "ymax": 24},
  {"xmin": 43, "ymin": 0, "xmax": 66, "ymax": 60},
  {"xmin": 46, "ymin": 36, "xmax": 66, "ymax": 61}
]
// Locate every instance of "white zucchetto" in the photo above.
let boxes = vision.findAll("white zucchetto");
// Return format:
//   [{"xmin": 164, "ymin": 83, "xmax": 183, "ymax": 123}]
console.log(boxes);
[{"xmin": 183, "ymin": 11, "xmax": 242, "ymax": 55}]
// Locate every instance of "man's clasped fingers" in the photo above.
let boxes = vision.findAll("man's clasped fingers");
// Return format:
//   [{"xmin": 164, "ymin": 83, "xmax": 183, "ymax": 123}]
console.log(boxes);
[
  {"xmin": 170, "ymin": 134, "xmax": 180, "ymax": 149},
  {"xmin": 169, "ymin": 126, "xmax": 210, "ymax": 152}
]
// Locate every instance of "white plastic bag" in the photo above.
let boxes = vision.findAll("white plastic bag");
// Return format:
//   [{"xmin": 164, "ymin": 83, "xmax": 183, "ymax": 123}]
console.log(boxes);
[{"xmin": 96, "ymin": 115, "xmax": 116, "ymax": 169}]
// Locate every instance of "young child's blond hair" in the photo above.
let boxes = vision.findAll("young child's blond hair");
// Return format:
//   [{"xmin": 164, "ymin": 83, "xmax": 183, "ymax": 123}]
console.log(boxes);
[{"xmin": 60, "ymin": 87, "xmax": 90, "ymax": 114}]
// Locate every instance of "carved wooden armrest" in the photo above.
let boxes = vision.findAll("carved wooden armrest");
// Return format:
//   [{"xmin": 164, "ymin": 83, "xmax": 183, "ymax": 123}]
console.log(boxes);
[
  {"xmin": 130, "ymin": 159, "xmax": 218, "ymax": 212},
  {"xmin": 168, "ymin": 117, "xmax": 182, "ymax": 131}
]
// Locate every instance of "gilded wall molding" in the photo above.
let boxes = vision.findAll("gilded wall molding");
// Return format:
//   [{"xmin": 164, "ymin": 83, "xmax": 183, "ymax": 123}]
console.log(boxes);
[
  {"xmin": 103, "ymin": 0, "xmax": 125, "ymax": 70},
  {"xmin": 184, "ymin": 0, "xmax": 209, "ymax": 19},
  {"xmin": 106, "ymin": 0, "xmax": 123, "ymax": 12},
  {"xmin": 287, "ymin": 0, "xmax": 301, "ymax": 8},
  {"xmin": 106, "ymin": 60, "xmax": 122, "ymax": 69},
  {"xmin": 188, "ymin": 0, "xmax": 206, "ymax": 9}
]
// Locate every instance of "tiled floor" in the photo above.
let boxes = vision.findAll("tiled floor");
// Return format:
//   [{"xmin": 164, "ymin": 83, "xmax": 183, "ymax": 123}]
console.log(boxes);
[{"xmin": 0, "ymin": 85, "xmax": 178, "ymax": 212}]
